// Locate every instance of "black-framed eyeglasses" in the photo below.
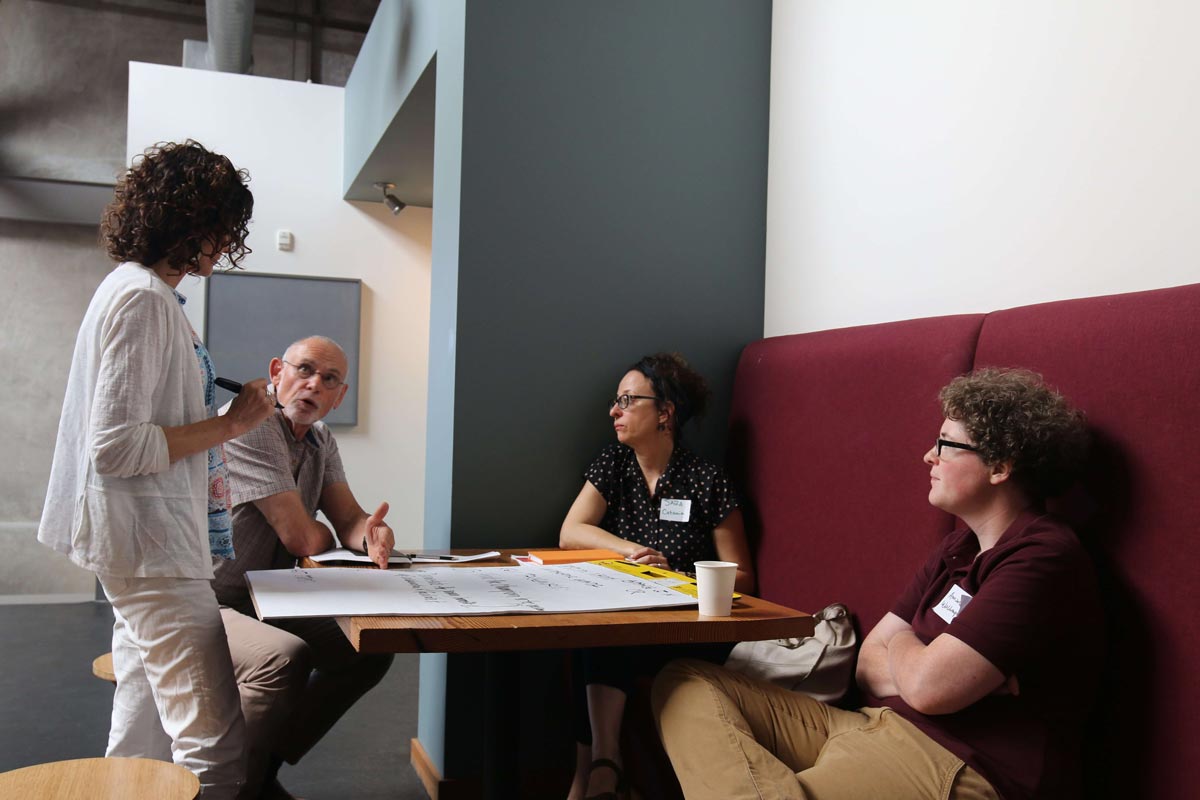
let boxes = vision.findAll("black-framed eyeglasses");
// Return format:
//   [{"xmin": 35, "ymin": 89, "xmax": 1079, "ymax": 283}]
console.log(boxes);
[
  {"xmin": 936, "ymin": 438, "xmax": 980, "ymax": 458},
  {"xmin": 609, "ymin": 393, "xmax": 659, "ymax": 411},
  {"xmin": 282, "ymin": 359, "xmax": 344, "ymax": 390}
]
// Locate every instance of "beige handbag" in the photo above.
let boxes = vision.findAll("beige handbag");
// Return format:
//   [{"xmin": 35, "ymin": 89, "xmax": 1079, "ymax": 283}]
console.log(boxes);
[{"xmin": 724, "ymin": 602, "xmax": 856, "ymax": 704}]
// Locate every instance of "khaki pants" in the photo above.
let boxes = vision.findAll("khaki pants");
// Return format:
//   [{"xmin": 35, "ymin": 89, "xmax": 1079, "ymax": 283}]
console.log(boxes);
[
  {"xmin": 652, "ymin": 659, "xmax": 999, "ymax": 800},
  {"xmin": 220, "ymin": 609, "xmax": 393, "ymax": 798}
]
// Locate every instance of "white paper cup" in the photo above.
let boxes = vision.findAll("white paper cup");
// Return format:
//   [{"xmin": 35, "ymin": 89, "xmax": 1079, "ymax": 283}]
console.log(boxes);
[{"xmin": 694, "ymin": 560, "xmax": 738, "ymax": 616}]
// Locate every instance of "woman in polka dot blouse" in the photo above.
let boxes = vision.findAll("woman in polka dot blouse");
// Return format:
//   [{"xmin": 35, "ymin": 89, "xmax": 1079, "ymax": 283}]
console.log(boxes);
[{"xmin": 559, "ymin": 352, "xmax": 755, "ymax": 800}]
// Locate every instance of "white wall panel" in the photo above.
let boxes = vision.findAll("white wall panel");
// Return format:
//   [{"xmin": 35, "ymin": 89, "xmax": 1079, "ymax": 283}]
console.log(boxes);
[{"xmin": 766, "ymin": 1, "xmax": 1200, "ymax": 335}]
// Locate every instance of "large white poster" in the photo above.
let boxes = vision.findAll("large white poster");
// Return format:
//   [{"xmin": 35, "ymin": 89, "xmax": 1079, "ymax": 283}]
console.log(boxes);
[{"xmin": 246, "ymin": 562, "xmax": 698, "ymax": 619}]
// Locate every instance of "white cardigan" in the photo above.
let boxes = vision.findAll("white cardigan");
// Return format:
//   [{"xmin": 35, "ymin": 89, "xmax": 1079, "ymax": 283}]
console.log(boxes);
[{"xmin": 38, "ymin": 262, "xmax": 214, "ymax": 579}]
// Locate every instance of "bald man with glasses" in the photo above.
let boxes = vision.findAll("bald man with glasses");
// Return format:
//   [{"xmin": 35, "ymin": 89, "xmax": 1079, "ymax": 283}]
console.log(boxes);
[{"xmin": 212, "ymin": 336, "xmax": 395, "ymax": 800}]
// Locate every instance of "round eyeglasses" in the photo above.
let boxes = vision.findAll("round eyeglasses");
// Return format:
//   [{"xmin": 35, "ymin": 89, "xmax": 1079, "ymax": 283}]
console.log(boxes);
[
  {"xmin": 283, "ymin": 359, "xmax": 344, "ymax": 390},
  {"xmin": 609, "ymin": 393, "xmax": 659, "ymax": 411}
]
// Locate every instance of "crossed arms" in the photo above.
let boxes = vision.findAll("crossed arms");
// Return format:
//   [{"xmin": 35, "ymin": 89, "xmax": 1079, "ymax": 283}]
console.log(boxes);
[{"xmin": 855, "ymin": 612, "xmax": 1015, "ymax": 715}]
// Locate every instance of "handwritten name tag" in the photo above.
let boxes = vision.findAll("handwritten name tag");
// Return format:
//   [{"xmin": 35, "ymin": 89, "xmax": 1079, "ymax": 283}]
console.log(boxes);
[
  {"xmin": 659, "ymin": 498, "xmax": 692, "ymax": 522},
  {"xmin": 932, "ymin": 584, "xmax": 973, "ymax": 624}
]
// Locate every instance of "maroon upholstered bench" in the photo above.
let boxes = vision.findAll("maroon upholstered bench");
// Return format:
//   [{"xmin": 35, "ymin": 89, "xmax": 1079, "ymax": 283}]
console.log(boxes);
[{"xmin": 725, "ymin": 282, "xmax": 1200, "ymax": 799}]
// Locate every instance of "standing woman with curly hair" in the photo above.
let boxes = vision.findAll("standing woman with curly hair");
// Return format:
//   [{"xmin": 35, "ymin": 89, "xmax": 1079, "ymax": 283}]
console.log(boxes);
[
  {"xmin": 559, "ymin": 353, "xmax": 755, "ymax": 800},
  {"xmin": 38, "ymin": 141, "xmax": 275, "ymax": 798}
]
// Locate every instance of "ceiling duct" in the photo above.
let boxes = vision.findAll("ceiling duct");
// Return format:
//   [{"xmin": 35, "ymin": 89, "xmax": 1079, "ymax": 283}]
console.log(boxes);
[{"xmin": 183, "ymin": 0, "xmax": 257, "ymax": 75}]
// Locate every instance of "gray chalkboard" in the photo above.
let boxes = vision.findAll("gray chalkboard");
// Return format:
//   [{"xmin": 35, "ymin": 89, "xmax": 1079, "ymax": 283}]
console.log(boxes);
[{"xmin": 205, "ymin": 272, "xmax": 361, "ymax": 425}]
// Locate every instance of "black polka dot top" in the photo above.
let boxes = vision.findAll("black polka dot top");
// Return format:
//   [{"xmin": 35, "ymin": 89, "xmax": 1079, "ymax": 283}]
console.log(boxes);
[{"xmin": 583, "ymin": 442, "xmax": 740, "ymax": 570}]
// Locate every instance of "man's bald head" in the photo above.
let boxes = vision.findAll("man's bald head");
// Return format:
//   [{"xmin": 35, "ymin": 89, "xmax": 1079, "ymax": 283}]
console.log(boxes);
[{"xmin": 283, "ymin": 336, "xmax": 348, "ymax": 373}]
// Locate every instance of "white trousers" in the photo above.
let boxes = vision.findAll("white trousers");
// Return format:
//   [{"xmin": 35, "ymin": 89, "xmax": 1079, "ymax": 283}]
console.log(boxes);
[{"xmin": 101, "ymin": 574, "xmax": 246, "ymax": 800}]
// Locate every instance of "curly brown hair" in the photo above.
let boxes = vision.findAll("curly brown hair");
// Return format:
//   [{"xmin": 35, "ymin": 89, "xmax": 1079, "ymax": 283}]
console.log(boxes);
[
  {"xmin": 939, "ymin": 368, "xmax": 1089, "ymax": 500},
  {"xmin": 628, "ymin": 352, "xmax": 710, "ymax": 441},
  {"xmin": 101, "ymin": 140, "xmax": 253, "ymax": 274}
]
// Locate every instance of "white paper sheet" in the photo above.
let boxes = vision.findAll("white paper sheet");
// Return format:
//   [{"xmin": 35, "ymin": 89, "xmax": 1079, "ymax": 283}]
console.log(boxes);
[
  {"xmin": 307, "ymin": 548, "xmax": 502, "ymax": 565},
  {"xmin": 307, "ymin": 548, "xmax": 411, "ymax": 566},
  {"xmin": 246, "ymin": 562, "xmax": 699, "ymax": 619}
]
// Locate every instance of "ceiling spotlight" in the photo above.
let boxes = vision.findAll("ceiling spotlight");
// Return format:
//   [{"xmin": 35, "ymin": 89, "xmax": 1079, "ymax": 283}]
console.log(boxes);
[{"xmin": 373, "ymin": 181, "xmax": 406, "ymax": 215}]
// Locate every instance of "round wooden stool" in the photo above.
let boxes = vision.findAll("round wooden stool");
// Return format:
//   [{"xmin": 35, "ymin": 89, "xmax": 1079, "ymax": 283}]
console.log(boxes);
[
  {"xmin": 92, "ymin": 652, "xmax": 116, "ymax": 684},
  {"xmin": 0, "ymin": 757, "xmax": 199, "ymax": 799}
]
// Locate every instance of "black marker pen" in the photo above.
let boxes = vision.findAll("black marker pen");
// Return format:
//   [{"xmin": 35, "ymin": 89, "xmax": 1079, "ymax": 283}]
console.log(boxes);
[{"xmin": 216, "ymin": 377, "xmax": 283, "ymax": 409}]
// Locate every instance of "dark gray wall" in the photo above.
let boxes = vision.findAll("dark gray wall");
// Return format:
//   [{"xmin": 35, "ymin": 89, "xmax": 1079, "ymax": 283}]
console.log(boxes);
[
  {"xmin": 426, "ymin": 0, "xmax": 771, "ymax": 781},
  {"xmin": 450, "ymin": 0, "xmax": 771, "ymax": 551}
]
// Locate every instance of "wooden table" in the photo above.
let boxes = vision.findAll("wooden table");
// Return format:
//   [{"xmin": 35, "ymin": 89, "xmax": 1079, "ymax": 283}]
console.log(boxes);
[
  {"xmin": 302, "ymin": 550, "xmax": 813, "ymax": 799},
  {"xmin": 338, "ymin": 587, "xmax": 813, "ymax": 654},
  {"xmin": 0, "ymin": 757, "xmax": 199, "ymax": 799},
  {"xmin": 302, "ymin": 550, "xmax": 814, "ymax": 654}
]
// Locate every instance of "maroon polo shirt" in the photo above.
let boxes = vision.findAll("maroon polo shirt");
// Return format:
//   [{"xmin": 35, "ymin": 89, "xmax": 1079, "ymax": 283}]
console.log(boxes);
[{"xmin": 878, "ymin": 510, "xmax": 1103, "ymax": 800}]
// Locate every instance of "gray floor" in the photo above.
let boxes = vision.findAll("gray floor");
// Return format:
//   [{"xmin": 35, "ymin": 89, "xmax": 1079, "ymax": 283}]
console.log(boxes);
[{"xmin": 0, "ymin": 601, "xmax": 427, "ymax": 799}]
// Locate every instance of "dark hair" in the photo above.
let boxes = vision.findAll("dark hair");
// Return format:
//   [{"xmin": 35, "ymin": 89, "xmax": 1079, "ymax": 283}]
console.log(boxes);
[
  {"xmin": 628, "ymin": 352, "xmax": 710, "ymax": 441},
  {"xmin": 939, "ymin": 367, "xmax": 1089, "ymax": 500},
  {"xmin": 101, "ymin": 140, "xmax": 253, "ymax": 274}
]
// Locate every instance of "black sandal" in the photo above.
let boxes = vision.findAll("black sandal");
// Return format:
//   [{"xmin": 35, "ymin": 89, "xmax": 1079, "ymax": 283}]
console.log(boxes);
[{"xmin": 584, "ymin": 758, "xmax": 629, "ymax": 800}]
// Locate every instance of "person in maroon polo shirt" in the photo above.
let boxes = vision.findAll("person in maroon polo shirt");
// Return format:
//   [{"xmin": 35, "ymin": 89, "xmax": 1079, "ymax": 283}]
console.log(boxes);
[{"xmin": 653, "ymin": 368, "xmax": 1102, "ymax": 800}]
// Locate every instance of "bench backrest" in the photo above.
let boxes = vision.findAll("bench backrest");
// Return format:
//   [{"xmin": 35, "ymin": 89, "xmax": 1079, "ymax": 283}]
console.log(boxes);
[{"xmin": 728, "ymin": 283, "xmax": 1200, "ymax": 798}]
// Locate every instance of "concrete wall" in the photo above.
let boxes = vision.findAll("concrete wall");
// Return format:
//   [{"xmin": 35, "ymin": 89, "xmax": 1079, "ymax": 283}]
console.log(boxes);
[
  {"xmin": 0, "ymin": 0, "xmax": 372, "ymax": 183},
  {"xmin": 0, "ymin": 220, "xmax": 111, "ymax": 601},
  {"xmin": 765, "ymin": 0, "xmax": 1200, "ymax": 337}
]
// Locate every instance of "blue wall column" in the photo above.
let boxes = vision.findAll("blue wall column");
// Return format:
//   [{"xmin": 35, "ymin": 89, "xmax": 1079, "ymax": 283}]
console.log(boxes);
[{"xmin": 421, "ymin": 0, "xmax": 772, "ymax": 787}]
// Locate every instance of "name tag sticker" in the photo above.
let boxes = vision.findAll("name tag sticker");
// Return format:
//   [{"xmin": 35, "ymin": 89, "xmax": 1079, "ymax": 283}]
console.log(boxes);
[
  {"xmin": 933, "ymin": 584, "xmax": 973, "ymax": 624},
  {"xmin": 659, "ymin": 498, "xmax": 692, "ymax": 522}
]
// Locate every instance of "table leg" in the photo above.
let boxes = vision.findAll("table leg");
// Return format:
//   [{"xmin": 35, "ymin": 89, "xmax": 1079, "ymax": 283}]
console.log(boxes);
[{"xmin": 483, "ymin": 651, "xmax": 520, "ymax": 800}]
